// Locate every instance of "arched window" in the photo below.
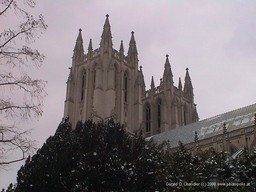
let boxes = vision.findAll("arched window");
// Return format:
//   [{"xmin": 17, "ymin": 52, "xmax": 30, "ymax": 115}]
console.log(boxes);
[
  {"xmin": 157, "ymin": 99, "xmax": 161, "ymax": 128},
  {"xmin": 81, "ymin": 71, "xmax": 86, "ymax": 100},
  {"xmin": 145, "ymin": 104, "xmax": 151, "ymax": 132},
  {"xmin": 93, "ymin": 70, "xmax": 96, "ymax": 88},
  {"xmin": 114, "ymin": 63, "xmax": 118, "ymax": 89},
  {"xmin": 93, "ymin": 63, "xmax": 97, "ymax": 89},
  {"xmin": 124, "ymin": 71, "xmax": 128, "ymax": 102}
]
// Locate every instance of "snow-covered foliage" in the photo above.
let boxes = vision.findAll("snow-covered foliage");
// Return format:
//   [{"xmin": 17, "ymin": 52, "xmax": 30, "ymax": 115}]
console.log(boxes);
[
  {"xmin": 13, "ymin": 118, "xmax": 165, "ymax": 192},
  {"xmin": 5, "ymin": 118, "xmax": 256, "ymax": 191}
]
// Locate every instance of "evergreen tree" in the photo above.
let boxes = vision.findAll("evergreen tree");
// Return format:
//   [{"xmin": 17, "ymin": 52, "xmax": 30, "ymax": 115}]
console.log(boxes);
[
  {"xmin": 16, "ymin": 117, "xmax": 72, "ymax": 192},
  {"xmin": 9, "ymin": 118, "xmax": 256, "ymax": 191},
  {"xmin": 165, "ymin": 142, "xmax": 208, "ymax": 191},
  {"xmin": 14, "ymin": 118, "xmax": 164, "ymax": 192},
  {"xmin": 233, "ymin": 151, "xmax": 256, "ymax": 191}
]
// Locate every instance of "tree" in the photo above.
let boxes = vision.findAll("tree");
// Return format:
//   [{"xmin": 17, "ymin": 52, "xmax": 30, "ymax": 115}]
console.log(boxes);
[
  {"xmin": 8, "ymin": 119, "xmax": 256, "ymax": 191},
  {"xmin": 0, "ymin": 0, "xmax": 47, "ymax": 167},
  {"xmin": 14, "ymin": 119, "xmax": 165, "ymax": 192},
  {"xmin": 164, "ymin": 142, "xmax": 207, "ymax": 191},
  {"xmin": 2, "ymin": 183, "xmax": 16, "ymax": 192},
  {"xmin": 163, "ymin": 144, "xmax": 256, "ymax": 192},
  {"xmin": 233, "ymin": 151, "xmax": 256, "ymax": 191}
]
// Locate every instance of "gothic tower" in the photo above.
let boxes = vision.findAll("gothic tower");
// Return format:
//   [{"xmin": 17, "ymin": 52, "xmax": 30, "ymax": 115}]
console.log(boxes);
[
  {"xmin": 64, "ymin": 15, "xmax": 199, "ymax": 136},
  {"xmin": 64, "ymin": 15, "xmax": 145, "ymax": 133},
  {"xmin": 142, "ymin": 55, "xmax": 199, "ymax": 137}
]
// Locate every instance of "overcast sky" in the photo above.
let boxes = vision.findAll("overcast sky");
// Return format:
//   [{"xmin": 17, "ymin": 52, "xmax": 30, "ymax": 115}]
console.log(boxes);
[{"xmin": 1, "ymin": 0, "xmax": 256, "ymax": 188}]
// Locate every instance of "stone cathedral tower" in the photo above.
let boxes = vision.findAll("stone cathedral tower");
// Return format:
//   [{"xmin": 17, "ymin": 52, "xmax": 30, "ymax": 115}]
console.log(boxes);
[{"xmin": 64, "ymin": 15, "xmax": 199, "ymax": 136}]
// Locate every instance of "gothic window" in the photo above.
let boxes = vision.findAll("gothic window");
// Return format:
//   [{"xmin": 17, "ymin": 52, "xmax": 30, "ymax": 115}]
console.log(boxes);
[
  {"xmin": 124, "ymin": 71, "xmax": 128, "ymax": 102},
  {"xmin": 157, "ymin": 99, "xmax": 161, "ymax": 128},
  {"xmin": 114, "ymin": 63, "xmax": 118, "ymax": 89},
  {"xmin": 115, "ymin": 69, "xmax": 119, "ymax": 89},
  {"xmin": 145, "ymin": 104, "xmax": 151, "ymax": 132},
  {"xmin": 93, "ymin": 70, "xmax": 96, "ymax": 88},
  {"xmin": 81, "ymin": 71, "xmax": 86, "ymax": 100},
  {"xmin": 92, "ymin": 62, "xmax": 98, "ymax": 89}
]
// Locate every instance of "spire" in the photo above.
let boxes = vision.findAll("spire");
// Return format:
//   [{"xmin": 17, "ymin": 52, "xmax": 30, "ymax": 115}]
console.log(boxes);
[
  {"xmin": 67, "ymin": 67, "xmax": 72, "ymax": 82},
  {"xmin": 128, "ymin": 31, "xmax": 137, "ymax": 54},
  {"xmin": 164, "ymin": 54, "xmax": 173, "ymax": 76},
  {"xmin": 88, "ymin": 38, "xmax": 93, "ymax": 51},
  {"xmin": 119, "ymin": 40, "xmax": 124, "ymax": 53},
  {"xmin": 193, "ymin": 104, "xmax": 199, "ymax": 122},
  {"xmin": 178, "ymin": 77, "xmax": 182, "ymax": 91},
  {"xmin": 150, "ymin": 76, "xmax": 155, "ymax": 89},
  {"xmin": 134, "ymin": 65, "xmax": 145, "ymax": 97},
  {"xmin": 150, "ymin": 76, "xmax": 155, "ymax": 95},
  {"xmin": 73, "ymin": 28, "xmax": 84, "ymax": 63},
  {"xmin": 194, "ymin": 131, "xmax": 198, "ymax": 143},
  {"xmin": 87, "ymin": 38, "xmax": 93, "ymax": 58},
  {"xmin": 119, "ymin": 40, "xmax": 124, "ymax": 60},
  {"xmin": 162, "ymin": 54, "xmax": 173, "ymax": 87},
  {"xmin": 183, "ymin": 68, "xmax": 194, "ymax": 98},
  {"xmin": 185, "ymin": 68, "xmax": 192, "ymax": 83},
  {"xmin": 127, "ymin": 31, "xmax": 138, "ymax": 67},
  {"xmin": 75, "ymin": 29, "xmax": 83, "ymax": 50},
  {"xmin": 100, "ymin": 14, "xmax": 113, "ymax": 51},
  {"xmin": 136, "ymin": 66, "xmax": 145, "ymax": 87}
]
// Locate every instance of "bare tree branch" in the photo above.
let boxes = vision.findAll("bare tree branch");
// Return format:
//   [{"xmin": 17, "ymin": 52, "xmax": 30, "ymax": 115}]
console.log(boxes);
[
  {"xmin": 0, "ymin": 0, "xmax": 14, "ymax": 16},
  {"xmin": 0, "ymin": 158, "xmax": 25, "ymax": 165},
  {"xmin": 0, "ymin": 74, "xmax": 46, "ymax": 95},
  {"xmin": 0, "ymin": 105, "xmax": 38, "ymax": 111},
  {"xmin": 0, "ymin": 0, "xmax": 47, "ymax": 167},
  {"xmin": 0, "ymin": 28, "xmax": 31, "ymax": 49},
  {"xmin": 0, "ymin": 125, "xmax": 36, "ymax": 168}
]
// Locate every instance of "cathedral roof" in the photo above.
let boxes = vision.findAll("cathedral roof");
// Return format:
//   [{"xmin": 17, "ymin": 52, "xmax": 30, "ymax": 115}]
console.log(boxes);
[{"xmin": 151, "ymin": 103, "xmax": 256, "ymax": 148}]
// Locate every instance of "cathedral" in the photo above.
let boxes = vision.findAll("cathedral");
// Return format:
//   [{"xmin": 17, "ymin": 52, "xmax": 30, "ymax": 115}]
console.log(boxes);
[
  {"xmin": 64, "ymin": 15, "xmax": 199, "ymax": 137},
  {"xmin": 64, "ymin": 15, "xmax": 256, "ymax": 155}
]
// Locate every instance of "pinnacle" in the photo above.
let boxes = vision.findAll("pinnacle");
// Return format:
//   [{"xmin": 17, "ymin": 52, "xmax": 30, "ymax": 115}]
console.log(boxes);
[
  {"xmin": 185, "ymin": 68, "xmax": 191, "ymax": 81},
  {"xmin": 73, "ymin": 29, "xmax": 84, "ymax": 62},
  {"xmin": 119, "ymin": 40, "xmax": 124, "ymax": 52},
  {"xmin": 164, "ymin": 54, "xmax": 171, "ymax": 67},
  {"xmin": 184, "ymin": 68, "xmax": 193, "ymax": 94},
  {"xmin": 151, "ymin": 76, "xmax": 155, "ymax": 88},
  {"xmin": 130, "ymin": 31, "xmax": 136, "ymax": 43},
  {"xmin": 178, "ymin": 77, "xmax": 182, "ymax": 90},
  {"xmin": 74, "ymin": 28, "xmax": 83, "ymax": 50},
  {"xmin": 100, "ymin": 14, "xmax": 113, "ymax": 49},
  {"xmin": 162, "ymin": 54, "xmax": 173, "ymax": 84},
  {"xmin": 128, "ymin": 31, "xmax": 138, "ymax": 55},
  {"xmin": 88, "ymin": 39, "xmax": 93, "ymax": 51},
  {"xmin": 104, "ymin": 14, "xmax": 111, "ymax": 27}
]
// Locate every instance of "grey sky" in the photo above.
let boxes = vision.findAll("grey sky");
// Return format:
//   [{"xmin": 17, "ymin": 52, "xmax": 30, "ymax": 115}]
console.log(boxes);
[{"xmin": 1, "ymin": 0, "xmax": 256, "ymax": 188}]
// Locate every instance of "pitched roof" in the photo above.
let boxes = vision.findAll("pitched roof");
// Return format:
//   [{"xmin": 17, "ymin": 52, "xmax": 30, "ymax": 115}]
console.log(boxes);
[{"xmin": 151, "ymin": 103, "xmax": 256, "ymax": 148}]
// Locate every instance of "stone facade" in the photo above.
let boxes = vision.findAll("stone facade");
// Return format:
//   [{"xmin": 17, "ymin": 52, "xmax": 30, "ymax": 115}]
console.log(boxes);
[
  {"xmin": 152, "ymin": 103, "xmax": 256, "ymax": 155},
  {"xmin": 190, "ymin": 122, "xmax": 256, "ymax": 156},
  {"xmin": 64, "ymin": 15, "xmax": 199, "ymax": 136}
]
